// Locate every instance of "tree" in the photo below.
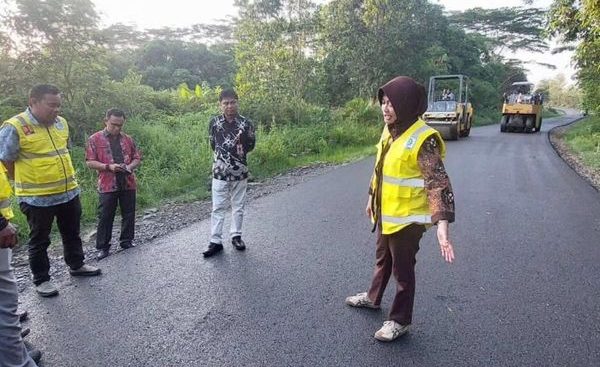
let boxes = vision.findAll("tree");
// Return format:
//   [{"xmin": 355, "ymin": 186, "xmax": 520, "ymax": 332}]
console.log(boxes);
[
  {"xmin": 318, "ymin": 0, "xmax": 497, "ymax": 105},
  {"xmin": 537, "ymin": 74, "xmax": 582, "ymax": 108},
  {"xmin": 134, "ymin": 39, "xmax": 235, "ymax": 90},
  {"xmin": 548, "ymin": 0, "xmax": 600, "ymax": 112},
  {"xmin": 0, "ymin": 0, "xmax": 113, "ymax": 140},
  {"xmin": 448, "ymin": 6, "xmax": 549, "ymax": 55},
  {"xmin": 2, "ymin": 0, "xmax": 109, "ymax": 99},
  {"xmin": 447, "ymin": 6, "xmax": 552, "ymax": 78},
  {"xmin": 234, "ymin": 0, "xmax": 321, "ymax": 124}
]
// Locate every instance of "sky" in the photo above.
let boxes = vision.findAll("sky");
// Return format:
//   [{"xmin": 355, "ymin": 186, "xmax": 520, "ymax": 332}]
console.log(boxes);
[{"xmin": 92, "ymin": 0, "xmax": 575, "ymax": 85}]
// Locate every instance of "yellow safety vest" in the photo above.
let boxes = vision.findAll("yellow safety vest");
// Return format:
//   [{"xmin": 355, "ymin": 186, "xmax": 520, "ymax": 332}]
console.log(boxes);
[
  {"xmin": 371, "ymin": 119, "xmax": 446, "ymax": 234},
  {"xmin": 0, "ymin": 166, "xmax": 14, "ymax": 220},
  {"xmin": 3, "ymin": 112, "xmax": 78, "ymax": 197}
]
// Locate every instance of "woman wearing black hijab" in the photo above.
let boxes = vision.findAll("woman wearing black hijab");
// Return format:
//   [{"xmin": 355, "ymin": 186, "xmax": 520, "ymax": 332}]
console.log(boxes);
[{"xmin": 346, "ymin": 76, "xmax": 456, "ymax": 342}]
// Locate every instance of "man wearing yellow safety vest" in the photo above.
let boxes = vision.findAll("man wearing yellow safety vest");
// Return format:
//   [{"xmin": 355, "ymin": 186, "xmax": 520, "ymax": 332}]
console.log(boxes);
[
  {"xmin": 345, "ymin": 76, "xmax": 456, "ymax": 342},
  {"xmin": 0, "ymin": 166, "xmax": 41, "ymax": 366},
  {"xmin": 0, "ymin": 84, "xmax": 100, "ymax": 297}
]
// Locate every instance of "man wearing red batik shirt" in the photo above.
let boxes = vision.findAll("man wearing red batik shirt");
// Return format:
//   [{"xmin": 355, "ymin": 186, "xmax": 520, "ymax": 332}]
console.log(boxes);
[{"xmin": 85, "ymin": 109, "xmax": 141, "ymax": 260}]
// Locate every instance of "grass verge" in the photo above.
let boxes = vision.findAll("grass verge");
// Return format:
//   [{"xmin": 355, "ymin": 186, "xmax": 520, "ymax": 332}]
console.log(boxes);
[{"xmin": 563, "ymin": 115, "xmax": 600, "ymax": 171}]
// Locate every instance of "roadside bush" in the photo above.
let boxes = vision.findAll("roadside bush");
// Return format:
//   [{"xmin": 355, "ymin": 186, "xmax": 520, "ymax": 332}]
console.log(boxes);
[
  {"xmin": 173, "ymin": 83, "xmax": 222, "ymax": 114},
  {"xmin": 543, "ymin": 107, "xmax": 561, "ymax": 118},
  {"xmin": 476, "ymin": 108, "xmax": 501, "ymax": 125},
  {"xmin": 0, "ymin": 103, "xmax": 21, "ymax": 122},
  {"xmin": 336, "ymin": 98, "xmax": 380, "ymax": 125}
]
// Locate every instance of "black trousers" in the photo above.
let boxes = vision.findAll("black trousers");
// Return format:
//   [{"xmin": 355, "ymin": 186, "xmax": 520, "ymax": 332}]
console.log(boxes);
[
  {"xmin": 20, "ymin": 196, "xmax": 85, "ymax": 286},
  {"xmin": 96, "ymin": 190, "xmax": 136, "ymax": 250}
]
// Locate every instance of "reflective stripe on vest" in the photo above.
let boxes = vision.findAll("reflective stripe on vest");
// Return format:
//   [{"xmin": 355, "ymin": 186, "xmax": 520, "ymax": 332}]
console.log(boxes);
[
  {"xmin": 0, "ymin": 198, "xmax": 10, "ymax": 209},
  {"xmin": 381, "ymin": 214, "xmax": 432, "ymax": 225},
  {"xmin": 18, "ymin": 148, "xmax": 69, "ymax": 159},
  {"xmin": 402, "ymin": 124, "xmax": 432, "ymax": 150},
  {"xmin": 382, "ymin": 176, "xmax": 425, "ymax": 188},
  {"xmin": 14, "ymin": 176, "xmax": 76, "ymax": 190}
]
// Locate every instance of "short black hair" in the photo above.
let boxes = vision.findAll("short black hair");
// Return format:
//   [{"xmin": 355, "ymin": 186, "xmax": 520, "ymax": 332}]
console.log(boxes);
[
  {"xmin": 29, "ymin": 84, "xmax": 60, "ymax": 101},
  {"xmin": 219, "ymin": 89, "xmax": 238, "ymax": 101},
  {"xmin": 105, "ymin": 108, "xmax": 126, "ymax": 120}
]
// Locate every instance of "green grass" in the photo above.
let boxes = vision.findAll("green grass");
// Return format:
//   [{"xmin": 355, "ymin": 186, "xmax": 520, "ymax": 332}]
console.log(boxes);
[
  {"xmin": 543, "ymin": 106, "xmax": 562, "ymax": 118},
  {"xmin": 563, "ymin": 115, "xmax": 600, "ymax": 170},
  {"xmin": 473, "ymin": 108, "xmax": 501, "ymax": 126}
]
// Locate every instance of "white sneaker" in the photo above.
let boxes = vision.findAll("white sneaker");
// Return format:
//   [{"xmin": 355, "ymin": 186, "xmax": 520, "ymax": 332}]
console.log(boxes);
[
  {"xmin": 345, "ymin": 292, "xmax": 380, "ymax": 309},
  {"xmin": 35, "ymin": 281, "xmax": 58, "ymax": 297},
  {"xmin": 374, "ymin": 320, "xmax": 409, "ymax": 341}
]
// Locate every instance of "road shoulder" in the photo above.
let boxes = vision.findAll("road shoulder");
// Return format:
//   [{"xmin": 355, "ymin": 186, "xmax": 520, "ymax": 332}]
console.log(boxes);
[{"xmin": 549, "ymin": 118, "xmax": 600, "ymax": 192}]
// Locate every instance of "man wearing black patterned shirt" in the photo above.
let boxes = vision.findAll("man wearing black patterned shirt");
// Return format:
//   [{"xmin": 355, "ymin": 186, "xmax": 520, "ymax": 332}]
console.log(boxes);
[{"xmin": 204, "ymin": 89, "xmax": 256, "ymax": 258}]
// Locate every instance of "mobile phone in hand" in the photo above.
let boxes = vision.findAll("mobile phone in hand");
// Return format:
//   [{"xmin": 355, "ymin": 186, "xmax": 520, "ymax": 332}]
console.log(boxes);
[{"xmin": 119, "ymin": 164, "xmax": 132, "ymax": 174}]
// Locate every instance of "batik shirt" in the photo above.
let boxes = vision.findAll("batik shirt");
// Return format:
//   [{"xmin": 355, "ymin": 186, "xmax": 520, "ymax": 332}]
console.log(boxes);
[
  {"xmin": 85, "ymin": 130, "xmax": 141, "ymax": 193},
  {"xmin": 208, "ymin": 114, "xmax": 256, "ymax": 181}
]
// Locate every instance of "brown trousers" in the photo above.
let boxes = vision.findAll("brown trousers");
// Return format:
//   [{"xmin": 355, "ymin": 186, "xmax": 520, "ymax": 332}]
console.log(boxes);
[{"xmin": 367, "ymin": 224, "xmax": 425, "ymax": 325}]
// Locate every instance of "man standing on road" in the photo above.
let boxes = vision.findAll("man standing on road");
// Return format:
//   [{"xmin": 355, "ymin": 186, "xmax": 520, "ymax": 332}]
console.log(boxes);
[
  {"xmin": 0, "ymin": 166, "xmax": 41, "ymax": 366},
  {"xmin": 85, "ymin": 109, "xmax": 141, "ymax": 261},
  {"xmin": 0, "ymin": 84, "xmax": 101, "ymax": 297},
  {"xmin": 203, "ymin": 89, "xmax": 256, "ymax": 258}
]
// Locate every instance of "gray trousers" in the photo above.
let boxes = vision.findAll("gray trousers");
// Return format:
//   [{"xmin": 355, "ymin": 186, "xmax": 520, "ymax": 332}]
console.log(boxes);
[
  {"xmin": 210, "ymin": 178, "xmax": 248, "ymax": 244},
  {"xmin": 0, "ymin": 249, "xmax": 37, "ymax": 367}
]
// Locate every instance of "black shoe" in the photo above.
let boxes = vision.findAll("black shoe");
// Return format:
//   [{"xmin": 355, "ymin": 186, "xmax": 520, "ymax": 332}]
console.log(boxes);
[
  {"xmin": 203, "ymin": 243, "xmax": 223, "ymax": 258},
  {"xmin": 120, "ymin": 242, "xmax": 135, "ymax": 249},
  {"xmin": 231, "ymin": 236, "xmax": 246, "ymax": 251},
  {"xmin": 28, "ymin": 348, "xmax": 42, "ymax": 363},
  {"xmin": 21, "ymin": 327, "xmax": 30, "ymax": 338},
  {"xmin": 18, "ymin": 309, "xmax": 28, "ymax": 322},
  {"xmin": 96, "ymin": 249, "xmax": 110, "ymax": 260}
]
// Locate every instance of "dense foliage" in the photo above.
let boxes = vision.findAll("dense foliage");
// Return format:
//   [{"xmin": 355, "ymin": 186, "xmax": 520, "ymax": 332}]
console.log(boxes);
[
  {"xmin": 0, "ymin": 0, "xmax": 555, "ymax": 131},
  {"xmin": 547, "ymin": 0, "xmax": 600, "ymax": 113}
]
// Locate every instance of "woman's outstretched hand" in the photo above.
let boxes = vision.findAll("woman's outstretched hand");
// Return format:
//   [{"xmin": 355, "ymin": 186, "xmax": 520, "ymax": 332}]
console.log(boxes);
[{"xmin": 436, "ymin": 220, "xmax": 455, "ymax": 263}]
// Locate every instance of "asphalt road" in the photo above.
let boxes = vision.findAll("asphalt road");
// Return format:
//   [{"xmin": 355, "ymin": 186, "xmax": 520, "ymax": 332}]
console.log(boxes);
[{"xmin": 19, "ymin": 111, "xmax": 600, "ymax": 367}]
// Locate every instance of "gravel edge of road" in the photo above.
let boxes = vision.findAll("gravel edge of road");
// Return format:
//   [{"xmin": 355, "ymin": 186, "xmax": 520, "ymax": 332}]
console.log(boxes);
[{"xmin": 547, "ymin": 117, "xmax": 600, "ymax": 193}]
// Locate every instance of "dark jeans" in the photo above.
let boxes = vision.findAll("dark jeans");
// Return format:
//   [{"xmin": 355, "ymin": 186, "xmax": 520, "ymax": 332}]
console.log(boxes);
[
  {"xmin": 367, "ymin": 224, "xmax": 425, "ymax": 326},
  {"xmin": 20, "ymin": 196, "xmax": 85, "ymax": 286},
  {"xmin": 96, "ymin": 190, "xmax": 136, "ymax": 250}
]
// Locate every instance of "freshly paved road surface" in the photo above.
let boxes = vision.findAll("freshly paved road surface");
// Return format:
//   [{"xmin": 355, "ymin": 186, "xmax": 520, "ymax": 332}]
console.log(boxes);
[{"xmin": 19, "ymin": 112, "xmax": 600, "ymax": 366}]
